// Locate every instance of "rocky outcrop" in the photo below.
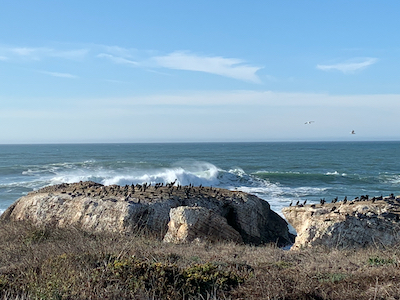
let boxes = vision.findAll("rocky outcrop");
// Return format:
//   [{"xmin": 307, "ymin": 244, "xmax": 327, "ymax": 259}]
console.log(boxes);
[
  {"xmin": 282, "ymin": 195, "xmax": 400, "ymax": 250},
  {"xmin": 0, "ymin": 181, "xmax": 294, "ymax": 246},
  {"xmin": 163, "ymin": 206, "xmax": 243, "ymax": 244}
]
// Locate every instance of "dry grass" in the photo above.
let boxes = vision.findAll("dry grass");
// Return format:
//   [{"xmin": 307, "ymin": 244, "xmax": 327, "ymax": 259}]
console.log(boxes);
[{"xmin": 1, "ymin": 222, "xmax": 400, "ymax": 299}]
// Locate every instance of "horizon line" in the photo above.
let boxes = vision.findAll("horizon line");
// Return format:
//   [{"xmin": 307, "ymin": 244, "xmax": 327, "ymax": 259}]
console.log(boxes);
[{"xmin": 0, "ymin": 139, "xmax": 399, "ymax": 146}]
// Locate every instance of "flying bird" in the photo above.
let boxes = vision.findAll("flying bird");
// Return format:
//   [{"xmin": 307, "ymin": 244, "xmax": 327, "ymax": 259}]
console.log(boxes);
[
  {"xmin": 351, "ymin": 130, "xmax": 355, "ymax": 134},
  {"xmin": 304, "ymin": 121, "xmax": 314, "ymax": 125}
]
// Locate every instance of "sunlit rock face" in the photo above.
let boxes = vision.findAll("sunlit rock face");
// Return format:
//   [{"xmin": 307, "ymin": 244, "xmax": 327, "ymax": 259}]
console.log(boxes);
[
  {"xmin": 282, "ymin": 196, "xmax": 400, "ymax": 250},
  {"xmin": 163, "ymin": 206, "xmax": 243, "ymax": 244},
  {"xmin": 1, "ymin": 181, "xmax": 294, "ymax": 246}
]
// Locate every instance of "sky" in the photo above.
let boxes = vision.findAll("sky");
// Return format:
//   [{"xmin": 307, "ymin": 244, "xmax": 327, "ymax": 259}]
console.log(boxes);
[{"xmin": 1, "ymin": 1, "xmax": 400, "ymax": 143}]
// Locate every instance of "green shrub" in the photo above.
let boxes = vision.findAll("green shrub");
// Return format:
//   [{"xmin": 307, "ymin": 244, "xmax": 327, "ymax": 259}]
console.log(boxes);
[
  {"xmin": 105, "ymin": 257, "xmax": 246, "ymax": 298},
  {"xmin": 184, "ymin": 262, "xmax": 244, "ymax": 295},
  {"xmin": 316, "ymin": 272, "xmax": 347, "ymax": 284},
  {"xmin": 368, "ymin": 256, "xmax": 396, "ymax": 266}
]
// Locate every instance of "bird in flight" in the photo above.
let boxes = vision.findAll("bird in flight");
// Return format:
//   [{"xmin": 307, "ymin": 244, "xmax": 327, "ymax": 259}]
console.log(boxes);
[
  {"xmin": 351, "ymin": 130, "xmax": 355, "ymax": 134},
  {"xmin": 304, "ymin": 121, "xmax": 314, "ymax": 125}
]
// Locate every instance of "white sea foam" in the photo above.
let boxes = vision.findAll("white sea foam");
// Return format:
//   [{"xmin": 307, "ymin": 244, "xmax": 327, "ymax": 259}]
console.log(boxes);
[
  {"xmin": 381, "ymin": 174, "xmax": 400, "ymax": 185},
  {"xmin": 0, "ymin": 180, "xmax": 48, "ymax": 190},
  {"xmin": 233, "ymin": 169, "xmax": 331, "ymax": 216},
  {"xmin": 253, "ymin": 170, "xmax": 301, "ymax": 175},
  {"xmin": 44, "ymin": 161, "xmax": 221, "ymax": 188},
  {"xmin": 326, "ymin": 171, "xmax": 338, "ymax": 176},
  {"xmin": 21, "ymin": 161, "xmax": 97, "ymax": 176},
  {"xmin": 325, "ymin": 171, "xmax": 346, "ymax": 176},
  {"xmin": 0, "ymin": 209, "xmax": 4, "ymax": 216}
]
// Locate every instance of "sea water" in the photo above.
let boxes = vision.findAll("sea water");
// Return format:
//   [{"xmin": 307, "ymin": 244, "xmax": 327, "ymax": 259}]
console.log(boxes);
[{"xmin": 0, "ymin": 142, "xmax": 399, "ymax": 218}]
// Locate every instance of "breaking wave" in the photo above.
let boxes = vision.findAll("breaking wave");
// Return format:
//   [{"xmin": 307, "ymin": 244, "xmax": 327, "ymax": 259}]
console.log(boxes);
[
  {"xmin": 0, "ymin": 159, "xmax": 332, "ymax": 214},
  {"xmin": 3, "ymin": 157, "xmax": 393, "ymax": 216},
  {"xmin": 380, "ymin": 174, "xmax": 400, "ymax": 185}
]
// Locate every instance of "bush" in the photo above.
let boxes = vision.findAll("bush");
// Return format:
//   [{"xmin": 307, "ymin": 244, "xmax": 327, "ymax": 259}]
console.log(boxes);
[{"xmin": 368, "ymin": 256, "xmax": 396, "ymax": 266}]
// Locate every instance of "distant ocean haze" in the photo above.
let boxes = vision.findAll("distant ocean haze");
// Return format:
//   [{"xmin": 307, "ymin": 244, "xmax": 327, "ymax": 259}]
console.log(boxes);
[{"xmin": 0, "ymin": 142, "xmax": 399, "ymax": 217}]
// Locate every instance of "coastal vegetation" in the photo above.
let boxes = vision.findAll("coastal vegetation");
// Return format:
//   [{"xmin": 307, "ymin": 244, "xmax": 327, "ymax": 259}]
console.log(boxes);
[{"xmin": 1, "ymin": 222, "xmax": 400, "ymax": 299}]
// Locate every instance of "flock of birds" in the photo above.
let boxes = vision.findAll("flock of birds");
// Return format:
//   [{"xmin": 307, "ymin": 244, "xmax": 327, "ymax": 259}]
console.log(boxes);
[
  {"xmin": 289, "ymin": 193, "xmax": 398, "ymax": 207},
  {"xmin": 41, "ymin": 180, "xmax": 239, "ymax": 204}
]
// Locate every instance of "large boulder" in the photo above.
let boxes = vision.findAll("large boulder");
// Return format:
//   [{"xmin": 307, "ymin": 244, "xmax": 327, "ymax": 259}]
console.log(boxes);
[
  {"xmin": 0, "ymin": 181, "xmax": 294, "ymax": 246},
  {"xmin": 282, "ymin": 196, "xmax": 400, "ymax": 250},
  {"xmin": 163, "ymin": 206, "xmax": 243, "ymax": 244}
]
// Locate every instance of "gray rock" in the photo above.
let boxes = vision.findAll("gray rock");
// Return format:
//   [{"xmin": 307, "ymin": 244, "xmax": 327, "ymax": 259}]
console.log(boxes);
[
  {"xmin": 282, "ymin": 196, "xmax": 400, "ymax": 249},
  {"xmin": 163, "ymin": 206, "xmax": 243, "ymax": 244},
  {"xmin": 1, "ymin": 181, "xmax": 294, "ymax": 246}
]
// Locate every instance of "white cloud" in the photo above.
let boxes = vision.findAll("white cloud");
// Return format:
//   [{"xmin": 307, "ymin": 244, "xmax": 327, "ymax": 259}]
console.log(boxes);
[
  {"xmin": 40, "ymin": 71, "xmax": 78, "ymax": 78},
  {"xmin": 152, "ymin": 51, "xmax": 263, "ymax": 83},
  {"xmin": 1, "ymin": 44, "xmax": 263, "ymax": 84},
  {"xmin": 11, "ymin": 47, "xmax": 38, "ymax": 56},
  {"xmin": 317, "ymin": 58, "xmax": 378, "ymax": 73},
  {"xmin": 50, "ymin": 49, "xmax": 89, "ymax": 60},
  {"xmin": 102, "ymin": 46, "xmax": 136, "ymax": 58},
  {"xmin": 97, "ymin": 53, "xmax": 138, "ymax": 66},
  {"xmin": 0, "ymin": 46, "xmax": 88, "ymax": 61}
]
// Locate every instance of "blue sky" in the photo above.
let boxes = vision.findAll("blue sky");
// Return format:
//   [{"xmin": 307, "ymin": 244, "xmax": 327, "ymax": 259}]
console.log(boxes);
[{"xmin": 1, "ymin": 1, "xmax": 400, "ymax": 143}]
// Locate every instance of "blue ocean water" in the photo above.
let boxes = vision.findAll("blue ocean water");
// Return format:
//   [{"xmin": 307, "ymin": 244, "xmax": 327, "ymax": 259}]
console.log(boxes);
[{"xmin": 0, "ymin": 142, "xmax": 399, "ymax": 218}]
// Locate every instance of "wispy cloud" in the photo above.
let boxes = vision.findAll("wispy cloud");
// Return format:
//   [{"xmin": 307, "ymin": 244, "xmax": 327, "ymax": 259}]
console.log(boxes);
[
  {"xmin": 97, "ymin": 47, "xmax": 263, "ymax": 82},
  {"xmin": 40, "ymin": 71, "xmax": 78, "ymax": 78},
  {"xmin": 50, "ymin": 49, "xmax": 89, "ymax": 60},
  {"xmin": 317, "ymin": 58, "xmax": 378, "ymax": 73},
  {"xmin": 11, "ymin": 47, "xmax": 38, "ymax": 56},
  {"xmin": 152, "ymin": 51, "xmax": 263, "ymax": 83},
  {"xmin": 1, "ymin": 44, "xmax": 263, "ymax": 83},
  {"xmin": 102, "ymin": 46, "xmax": 137, "ymax": 58},
  {"xmin": 97, "ymin": 53, "xmax": 138, "ymax": 66},
  {"xmin": 0, "ymin": 46, "xmax": 88, "ymax": 61}
]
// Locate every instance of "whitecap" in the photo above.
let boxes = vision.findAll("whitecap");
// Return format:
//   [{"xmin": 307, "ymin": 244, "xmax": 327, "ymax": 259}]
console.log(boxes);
[
  {"xmin": 0, "ymin": 180, "xmax": 47, "ymax": 190},
  {"xmin": 22, "ymin": 169, "xmax": 35, "ymax": 175},
  {"xmin": 253, "ymin": 170, "xmax": 301, "ymax": 175},
  {"xmin": 325, "ymin": 171, "xmax": 339, "ymax": 176},
  {"xmin": 43, "ymin": 161, "xmax": 222, "ymax": 189},
  {"xmin": 325, "ymin": 171, "xmax": 348, "ymax": 177},
  {"xmin": 381, "ymin": 174, "xmax": 400, "ymax": 185}
]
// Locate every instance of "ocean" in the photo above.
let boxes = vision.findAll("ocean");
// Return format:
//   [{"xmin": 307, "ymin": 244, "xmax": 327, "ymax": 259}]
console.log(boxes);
[{"xmin": 0, "ymin": 142, "xmax": 399, "ymax": 219}]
